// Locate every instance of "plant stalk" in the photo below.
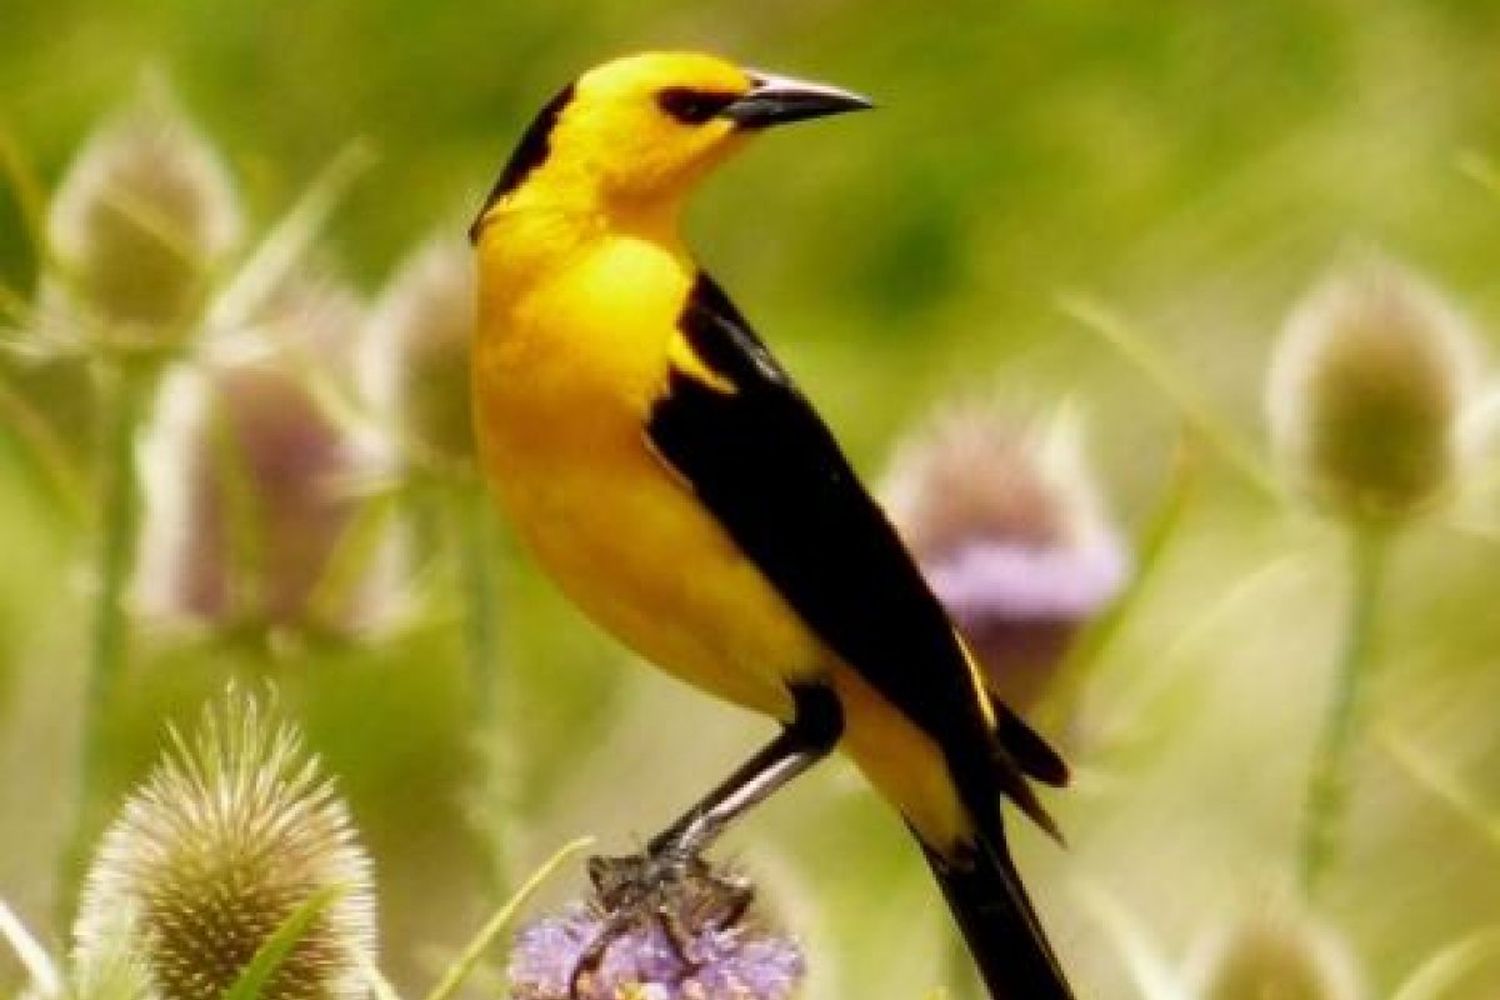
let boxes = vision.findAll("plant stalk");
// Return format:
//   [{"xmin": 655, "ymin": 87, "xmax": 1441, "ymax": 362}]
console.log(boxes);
[
  {"xmin": 1298, "ymin": 525, "xmax": 1389, "ymax": 899},
  {"xmin": 61, "ymin": 356, "xmax": 159, "ymax": 917},
  {"xmin": 453, "ymin": 481, "xmax": 510, "ymax": 899}
]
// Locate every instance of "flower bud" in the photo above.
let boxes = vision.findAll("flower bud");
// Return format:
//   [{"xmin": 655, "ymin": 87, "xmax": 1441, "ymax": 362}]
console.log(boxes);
[
  {"xmin": 47, "ymin": 79, "xmax": 241, "ymax": 342},
  {"xmin": 362, "ymin": 236, "xmax": 477, "ymax": 469},
  {"xmin": 72, "ymin": 688, "xmax": 377, "ymax": 1000},
  {"xmin": 133, "ymin": 279, "xmax": 405, "ymax": 635},
  {"xmin": 1268, "ymin": 258, "xmax": 1481, "ymax": 525},
  {"xmin": 883, "ymin": 404, "xmax": 1127, "ymax": 713},
  {"xmin": 1186, "ymin": 916, "xmax": 1361, "ymax": 1000}
]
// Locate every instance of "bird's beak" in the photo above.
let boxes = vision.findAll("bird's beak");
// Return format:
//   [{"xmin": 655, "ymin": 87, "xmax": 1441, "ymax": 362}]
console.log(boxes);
[{"xmin": 721, "ymin": 71, "xmax": 874, "ymax": 128}]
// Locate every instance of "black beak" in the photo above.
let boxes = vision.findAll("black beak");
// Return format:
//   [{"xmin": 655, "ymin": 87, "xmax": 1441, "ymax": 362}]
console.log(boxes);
[{"xmin": 721, "ymin": 71, "xmax": 874, "ymax": 128}]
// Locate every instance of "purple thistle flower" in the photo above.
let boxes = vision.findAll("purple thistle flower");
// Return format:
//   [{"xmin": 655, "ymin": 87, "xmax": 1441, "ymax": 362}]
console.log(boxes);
[
  {"xmin": 133, "ymin": 277, "xmax": 407, "ymax": 637},
  {"xmin": 509, "ymin": 904, "xmax": 804, "ymax": 1000},
  {"xmin": 884, "ymin": 403, "xmax": 1127, "ymax": 713}
]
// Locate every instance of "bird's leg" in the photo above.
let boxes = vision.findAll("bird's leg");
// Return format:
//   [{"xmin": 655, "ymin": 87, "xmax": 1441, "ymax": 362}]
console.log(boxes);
[
  {"xmin": 646, "ymin": 683, "xmax": 844, "ymax": 861},
  {"xmin": 575, "ymin": 685, "xmax": 842, "ymax": 989}
]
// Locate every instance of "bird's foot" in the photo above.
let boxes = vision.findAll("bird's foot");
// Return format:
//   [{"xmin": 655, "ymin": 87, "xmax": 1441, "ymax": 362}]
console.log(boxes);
[{"xmin": 567, "ymin": 847, "xmax": 755, "ymax": 997}]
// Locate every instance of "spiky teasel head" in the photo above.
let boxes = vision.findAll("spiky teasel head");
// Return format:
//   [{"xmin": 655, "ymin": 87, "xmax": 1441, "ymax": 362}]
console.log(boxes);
[
  {"xmin": 883, "ymin": 402, "xmax": 1127, "ymax": 713},
  {"xmin": 47, "ymin": 76, "xmax": 242, "ymax": 345},
  {"xmin": 64, "ymin": 908, "xmax": 154, "ymax": 1000},
  {"xmin": 509, "ymin": 856, "xmax": 804, "ymax": 1000},
  {"xmin": 1268, "ymin": 256, "xmax": 1482, "ymax": 527},
  {"xmin": 72, "ymin": 687, "xmax": 376, "ymax": 1000},
  {"xmin": 133, "ymin": 277, "xmax": 407, "ymax": 636},
  {"xmin": 362, "ymin": 236, "xmax": 477, "ymax": 470},
  {"xmin": 1185, "ymin": 913, "xmax": 1361, "ymax": 1000}
]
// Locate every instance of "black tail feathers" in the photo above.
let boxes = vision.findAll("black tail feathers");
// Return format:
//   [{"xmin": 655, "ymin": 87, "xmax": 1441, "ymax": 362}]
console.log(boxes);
[{"xmin": 921, "ymin": 835, "xmax": 1075, "ymax": 1000}]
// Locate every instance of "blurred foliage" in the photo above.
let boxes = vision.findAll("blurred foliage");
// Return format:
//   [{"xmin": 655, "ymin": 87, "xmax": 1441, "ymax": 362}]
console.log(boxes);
[{"xmin": 2, "ymin": 1, "xmax": 1500, "ymax": 999}]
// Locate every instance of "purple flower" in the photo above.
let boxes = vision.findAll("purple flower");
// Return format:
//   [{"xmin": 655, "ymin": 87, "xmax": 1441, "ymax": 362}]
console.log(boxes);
[
  {"xmin": 133, "ymin": 278, "xmax": 407, "ymax": 636},
  {"xmin": 509, "ymin": 904, "xmax": 804, "ymax": 1000},
  {"xmin": 884, "ymin": 403, "xmax": 1127, "ymax": 713}
]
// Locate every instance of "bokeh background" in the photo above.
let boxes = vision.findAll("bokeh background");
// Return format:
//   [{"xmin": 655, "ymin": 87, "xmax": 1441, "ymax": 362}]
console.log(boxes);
[{"xmin": 1, "ymin": 1, "xmax": 1498, "ymax": 997}]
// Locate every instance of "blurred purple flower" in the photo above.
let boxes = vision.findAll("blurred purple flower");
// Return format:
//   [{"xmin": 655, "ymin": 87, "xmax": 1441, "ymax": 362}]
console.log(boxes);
[
  {"xmin": 134, "ymin": 278, "xmax": 406, "ymax": 636},
  {"xmin": 510, "ymin": 904, "xmax": 804, "ymax": 1000},
  {"xmin": 884, "ymin": 403, "xmax": 1127, "ymax": 712}
]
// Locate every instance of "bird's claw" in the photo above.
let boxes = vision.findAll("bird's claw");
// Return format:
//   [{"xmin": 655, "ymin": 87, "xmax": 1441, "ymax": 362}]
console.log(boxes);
[{"xmin": 567, "ymin": 848, "xmax": 757, "ymax": 997}]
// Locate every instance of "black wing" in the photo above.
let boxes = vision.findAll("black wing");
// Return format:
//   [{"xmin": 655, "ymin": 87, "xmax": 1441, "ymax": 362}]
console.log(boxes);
[{"xmin": 647, "ymin": 272, "xmax": 1049, "ymax": 830}]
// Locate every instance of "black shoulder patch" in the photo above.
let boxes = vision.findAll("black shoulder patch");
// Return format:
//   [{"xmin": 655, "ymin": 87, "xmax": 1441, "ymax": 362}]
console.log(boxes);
[
  {"xmin": 678, "ymin": 271, "xmax": 787, "ymax": 385},
  {"xmin": 468, "ymin": 82, "xmax": 577, "ymax": 243}
]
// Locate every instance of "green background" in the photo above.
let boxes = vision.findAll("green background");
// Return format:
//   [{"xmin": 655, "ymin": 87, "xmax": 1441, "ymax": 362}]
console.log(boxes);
[{"xmin": 1, "ymin": 1, "xmax": 1498, "ymax": 997}]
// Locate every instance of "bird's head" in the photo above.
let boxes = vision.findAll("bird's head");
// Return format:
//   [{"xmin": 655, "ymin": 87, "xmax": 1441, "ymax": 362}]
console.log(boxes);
[{"xmin": 471, "ymin": 52, "xmax": 871, "ymax": 239}]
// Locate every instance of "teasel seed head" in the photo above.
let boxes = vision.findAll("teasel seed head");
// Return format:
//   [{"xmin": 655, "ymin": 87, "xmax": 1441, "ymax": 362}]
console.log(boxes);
[
  {"xmin": 1186, "ymin": 915, "xmax": 1361, "ymax": 1000},
  {"xmin": 64, "ymin": 908, "xmax": 153, "ymax": 1000},
  {"xmin": 72, "ymin": 687, "xmax": 377, "ymax": 1000},
  {"xmin": 1268, "ymin": 256, "xmax": 1482, "ymax": 527},
  {"xmin": 47, "ymin": 77, "xmax": 242, "ymax": 345},
  {"xmin": 884, "ymin": 402, "xmax": 1127, "ymax": 713},
  {"xmin": 362, "ymin": 236, "xmax": 477, "ymax": 470}
]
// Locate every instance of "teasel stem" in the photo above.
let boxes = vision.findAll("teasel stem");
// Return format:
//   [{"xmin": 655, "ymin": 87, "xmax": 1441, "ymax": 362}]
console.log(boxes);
[
  {"xmin": 456, "ymin": 480, "xmax": 502, "ymax": 721},
  {"xmin": 452, "ymin": 478, "xmax": 511, "ymax": 898},
  {"xmin": 62, "ymin": 351, "xmax": 163, "ymax": 918},
  {"xmin": 1299, "ymin": 524, "xmax": 1390, "ymax": 899}
]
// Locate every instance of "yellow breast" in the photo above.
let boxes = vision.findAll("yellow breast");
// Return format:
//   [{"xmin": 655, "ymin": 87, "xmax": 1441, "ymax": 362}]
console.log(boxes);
[{"xmin": 473, "ymin": 231, "xmax": 817, "ymax": 720}]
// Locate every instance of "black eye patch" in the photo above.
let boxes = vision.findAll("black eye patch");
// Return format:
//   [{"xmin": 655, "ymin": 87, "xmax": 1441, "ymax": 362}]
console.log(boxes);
[{"xmin": 657, "ymin": 88, "xmax": 740, "ymax": 125}]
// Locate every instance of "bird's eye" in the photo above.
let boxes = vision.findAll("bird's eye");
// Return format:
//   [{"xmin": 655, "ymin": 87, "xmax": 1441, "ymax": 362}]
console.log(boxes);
[{"xmin": 657, "ymin": 88, "xmax": 739, "ymax": 125}]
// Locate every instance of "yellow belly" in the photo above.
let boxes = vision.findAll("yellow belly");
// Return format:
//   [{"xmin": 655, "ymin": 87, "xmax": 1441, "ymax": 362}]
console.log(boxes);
[{"xmin": 473, "ymin": 231, "xmax": 970, "ymax": 847}]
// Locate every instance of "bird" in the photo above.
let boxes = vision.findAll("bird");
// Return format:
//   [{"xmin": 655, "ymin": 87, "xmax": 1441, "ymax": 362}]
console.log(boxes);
[{"xmin": 470, "ymin": 51, "xmax": 1075, "ymax": 999}]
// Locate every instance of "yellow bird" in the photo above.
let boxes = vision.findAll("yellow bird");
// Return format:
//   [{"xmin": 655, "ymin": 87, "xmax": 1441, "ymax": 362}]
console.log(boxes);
[{"xmin": 471, "ymin": 52, "xmax": 1074, "ymax": 999}]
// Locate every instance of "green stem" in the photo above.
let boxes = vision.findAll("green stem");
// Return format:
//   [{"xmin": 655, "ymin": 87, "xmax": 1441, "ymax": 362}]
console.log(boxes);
[
  {"xmin": 1298, "ymin": 525, "xmax": 1390, "ymax": 899},
  {"xmin": 61, "ymin": 357, "xmax": 158, "ymax": 916},
  {"xmin": 453, "ymin": 482, "xmax": 510, "ymax": 898},
  {"xmin": 457, "ymin": 484, "xmax": 502, "ymax": 721}
]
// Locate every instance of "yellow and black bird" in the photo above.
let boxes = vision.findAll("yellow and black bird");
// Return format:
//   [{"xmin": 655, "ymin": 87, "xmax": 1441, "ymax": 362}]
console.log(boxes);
[{"xmin": 470, "ymin": 52, "xmax": 1074, "ymax": 999}]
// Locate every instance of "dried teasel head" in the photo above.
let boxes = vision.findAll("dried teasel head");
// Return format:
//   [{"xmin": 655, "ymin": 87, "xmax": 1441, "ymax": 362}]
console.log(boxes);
[
  {"xmin": 1185, "ymin": 914, "xmax": 1361, "ymax": 1000},
  {"xmin": 47, "ymin": 77, "xmax": 242, "ymax": 346},
  {"xmin": 1268, "ymin": 256, "xmax": 1482, "ymax": 527},
  {"xmin": 72, "ymin": 687, "xmax": 377, "ymax": 1000}
]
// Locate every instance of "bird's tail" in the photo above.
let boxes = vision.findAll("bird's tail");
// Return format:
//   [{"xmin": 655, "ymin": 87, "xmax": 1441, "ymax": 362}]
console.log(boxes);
[{"xmin": 921, "ymin": 833, "xmax": 1075, "ymax": 1000}]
